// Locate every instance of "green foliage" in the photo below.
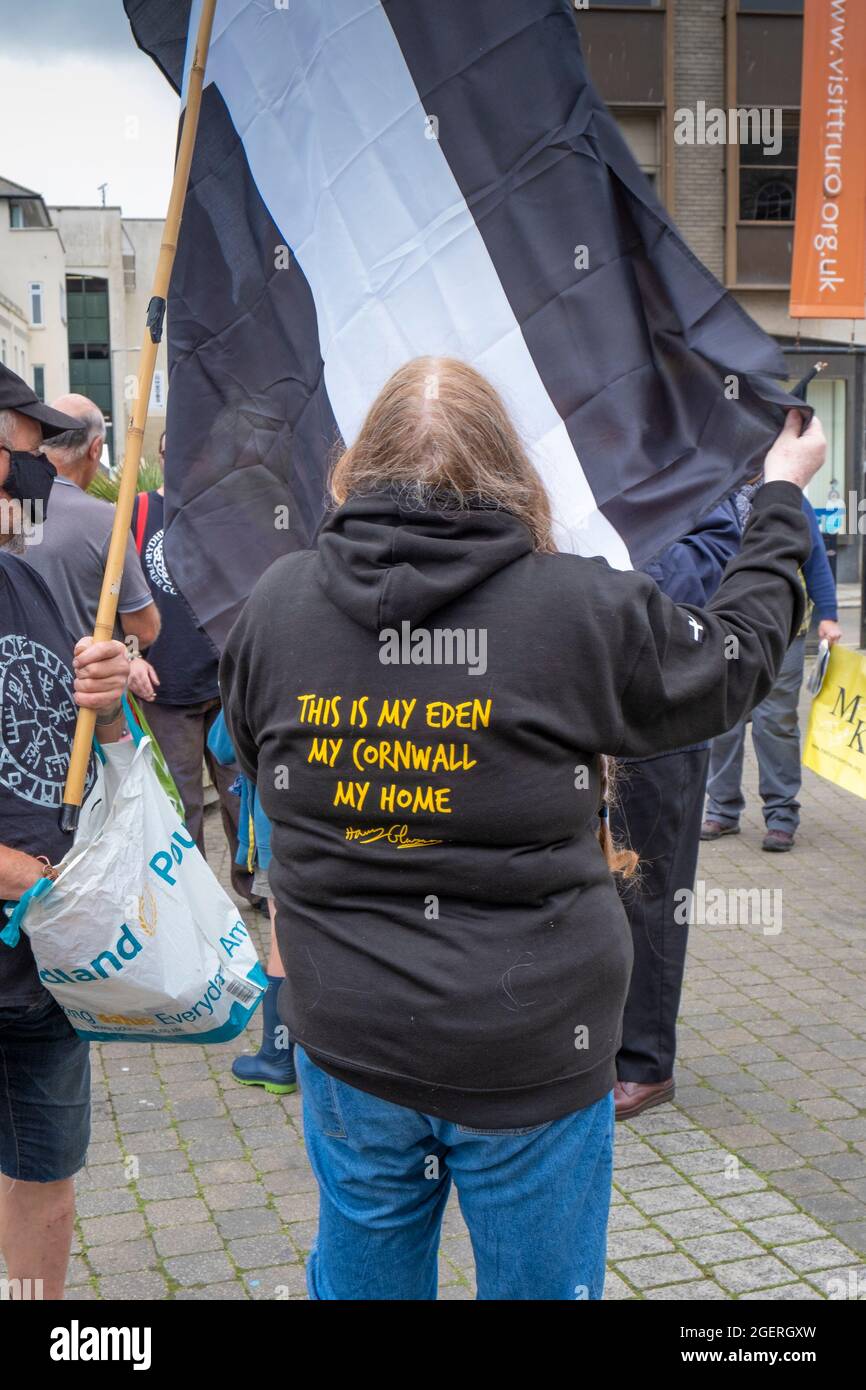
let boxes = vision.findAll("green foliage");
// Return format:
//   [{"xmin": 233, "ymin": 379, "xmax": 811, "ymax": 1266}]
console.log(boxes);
[{"xmin": 87, "ymin": 459, "xmax": 163, "ymax": 503}]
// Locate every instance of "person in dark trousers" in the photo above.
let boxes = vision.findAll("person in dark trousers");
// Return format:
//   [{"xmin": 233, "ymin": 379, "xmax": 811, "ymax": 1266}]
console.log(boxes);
[
  {"xmin": 702, "ymin": 492, "xmax": 841, "ymax": 851},
  {"xmin": 127, "ymin": 435, "xmax": 255, "ymax": 902},
  {"xmin": 220, "ymin": 357, "xmax": 822, "ymax": 1301},
  {"xmin": 609, "ymin": 500, "xmax": 740, "ymax": 1121}
]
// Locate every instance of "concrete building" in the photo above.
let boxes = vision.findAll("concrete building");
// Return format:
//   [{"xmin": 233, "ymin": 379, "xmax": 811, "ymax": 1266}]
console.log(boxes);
[
  {"xmin": 49, "ymin": 206, "xmax": 168, "ymax": 467},
  {"xmin": 0, "ymin": 178, "xmax": 166, "ymax": 466},
  {"xmin": 576, "ymin": 0, "xmax": 865, "ymax": 585},
  {"xmin": 0, "ymin": 178, "xmax": 69, "ymax": 407}
]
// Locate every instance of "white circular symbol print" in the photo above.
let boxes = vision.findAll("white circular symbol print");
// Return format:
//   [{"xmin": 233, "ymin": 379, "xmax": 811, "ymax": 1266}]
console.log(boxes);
[
  {"xmin": 0, "ymin": 635, "xmax": 95, "ymax": 808},
  {"xmin": 145, "ymin": 528, "xmax": 177, "ymax": 596}
]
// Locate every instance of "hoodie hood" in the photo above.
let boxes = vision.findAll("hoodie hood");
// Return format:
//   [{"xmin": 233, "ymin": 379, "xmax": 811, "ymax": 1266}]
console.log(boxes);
[{"xmin": 316, "ymin": 491, "xmax": 533, "ymax": 631}]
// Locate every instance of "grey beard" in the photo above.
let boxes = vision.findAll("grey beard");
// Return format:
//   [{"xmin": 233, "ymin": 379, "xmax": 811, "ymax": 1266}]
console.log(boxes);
[{"xmin": 0, "ymin": 531, "xmax": 26, "ymax": 555}]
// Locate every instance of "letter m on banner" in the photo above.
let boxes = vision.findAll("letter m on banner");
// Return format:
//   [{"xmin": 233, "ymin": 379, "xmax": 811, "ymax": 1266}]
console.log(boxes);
[{"xmin": 803, "ymin": 644, "xmax": 866, "ymax": 800}]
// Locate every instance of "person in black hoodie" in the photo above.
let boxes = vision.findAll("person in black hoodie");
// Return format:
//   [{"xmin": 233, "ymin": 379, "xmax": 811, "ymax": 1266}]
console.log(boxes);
[{"xmin": 220, "ymin": 357, "xmax": 822, "ymax": 1301}]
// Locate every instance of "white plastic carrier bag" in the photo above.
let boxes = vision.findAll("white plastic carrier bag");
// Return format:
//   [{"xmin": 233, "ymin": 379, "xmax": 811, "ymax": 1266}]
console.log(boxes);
[{"xmin": 0, "ymin": 702, "xmax": 266, "ymax": 1043}]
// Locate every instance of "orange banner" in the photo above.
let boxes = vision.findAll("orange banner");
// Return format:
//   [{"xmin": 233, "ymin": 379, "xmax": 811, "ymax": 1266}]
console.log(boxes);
[{"xmin": 789, "ymin": 0, "xmax": 866, "ymax": 319}]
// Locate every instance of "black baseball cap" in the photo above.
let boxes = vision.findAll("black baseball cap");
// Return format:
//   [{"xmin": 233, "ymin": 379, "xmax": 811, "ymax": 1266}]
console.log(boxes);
[{"xmin": 0, "ymin": 362, "xmax": 81, "ymax": 440}]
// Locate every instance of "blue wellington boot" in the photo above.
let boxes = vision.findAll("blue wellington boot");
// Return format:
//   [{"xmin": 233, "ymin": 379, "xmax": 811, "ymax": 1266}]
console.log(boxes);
[{"xmin": 232, "ymin": 975, "xmax": 297, "ymax": 1094}]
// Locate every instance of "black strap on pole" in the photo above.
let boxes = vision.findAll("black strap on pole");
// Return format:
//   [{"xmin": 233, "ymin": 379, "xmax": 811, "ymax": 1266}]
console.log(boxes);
[{"xmin": 147, "ymin": 296, "xmax": 167, "ymax": 344}]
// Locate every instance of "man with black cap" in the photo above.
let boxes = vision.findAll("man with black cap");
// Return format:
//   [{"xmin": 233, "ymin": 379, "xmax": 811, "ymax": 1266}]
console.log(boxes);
[{"xmin": 0, "ymin": 363, "xmax": 131, "ymax": 1299}]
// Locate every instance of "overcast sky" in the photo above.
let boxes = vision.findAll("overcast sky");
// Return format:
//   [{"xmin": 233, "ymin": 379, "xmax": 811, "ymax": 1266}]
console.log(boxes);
[{"xmin": 0, "ymin": 0, "xmax": 179, "ymax": 217}]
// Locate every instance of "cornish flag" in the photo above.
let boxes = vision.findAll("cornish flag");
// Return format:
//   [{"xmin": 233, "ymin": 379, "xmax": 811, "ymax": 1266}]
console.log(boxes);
[{"xmin": 125, "ymin": 0, "xmax": 803, "ymax": 646}]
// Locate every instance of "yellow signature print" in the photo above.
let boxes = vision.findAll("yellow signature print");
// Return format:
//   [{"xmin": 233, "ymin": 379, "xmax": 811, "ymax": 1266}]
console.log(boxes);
[{"xmin": 345, "ymin": 823, "xmax": 443, "ymax": 849}]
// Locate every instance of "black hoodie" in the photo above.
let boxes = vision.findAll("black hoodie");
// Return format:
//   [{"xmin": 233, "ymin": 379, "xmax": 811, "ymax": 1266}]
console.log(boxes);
[{"xmin": 220, "ymin": 481, "xmax": 809, "ymax": 1127}]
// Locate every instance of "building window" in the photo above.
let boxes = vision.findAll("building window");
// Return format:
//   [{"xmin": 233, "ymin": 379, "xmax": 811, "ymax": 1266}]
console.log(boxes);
[
  {"xmin": 748, "ymin": 179, "xmax": 793, "ymax": 220},
  {"xmin": 33, "ymin": 365, "xmax": 45, "ymax": 401},
  {"xmin": 66, "ymin": 274, "xmax": 114, "ymax": 463},
  {"xmin": 0, "ymin": 339, "xmax": 6, "ymax": 365},
  {"xmin": 573, "ymin": 0, "xmax": 669, "ymax": 206},
  {"xmin": 740, "ymin": 1, "xmax": 803, "ymax": 11},
  {"xmin": 738, "ymin": 110, "xmax": 799, "ymax": 221},
  {"xmin": 727, "ymin": 1, "xmax": 804, "ymax": 287},
  {"xmin": 6, "ymin": 198, "xmax": 50, "ymax": 230},
  {"xmin": 803, "ymin": 376, "xmax": 846, "ymax": 530},
  {"xmin": 614, "ymin": 111, "xmax": 663, "ymax": 191},
  {"xmin": 60, "ymin": 282, "xmax": 67, "ymax": 325},
  {"xmin": 28, "ymin": 282, "xmax": 44, "ymax": 327}
]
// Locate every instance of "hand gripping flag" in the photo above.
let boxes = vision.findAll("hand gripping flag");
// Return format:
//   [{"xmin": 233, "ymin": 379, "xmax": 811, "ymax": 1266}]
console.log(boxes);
[{"xmin": 125, "ymin": 0, "xmax": 807, "ymax": 646}]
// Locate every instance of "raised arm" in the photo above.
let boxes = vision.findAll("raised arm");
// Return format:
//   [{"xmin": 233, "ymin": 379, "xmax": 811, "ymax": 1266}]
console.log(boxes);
[{"xmin": 610, "ymin": 412, "xmax": 823, "ymax": 758}]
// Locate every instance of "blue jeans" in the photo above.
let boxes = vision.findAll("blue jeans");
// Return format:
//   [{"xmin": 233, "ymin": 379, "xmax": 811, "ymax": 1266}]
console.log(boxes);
[
  {"xmin": 296, "ymin": 1047, "xmax": 614, "ymax": 1300},
  {"xmin": 706, "ymin": 634, "xmax": 806, "ymax": 835}
]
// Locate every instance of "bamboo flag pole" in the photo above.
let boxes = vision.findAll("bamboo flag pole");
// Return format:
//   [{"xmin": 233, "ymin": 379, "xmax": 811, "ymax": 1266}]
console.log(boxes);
[{"xmin": 60, "ymin": 0, "xmax": 218, "ymax": 833}]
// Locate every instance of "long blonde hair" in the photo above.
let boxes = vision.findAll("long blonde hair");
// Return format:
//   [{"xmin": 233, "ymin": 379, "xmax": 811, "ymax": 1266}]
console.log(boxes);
[
  {"xmin": 330, "ymin": 356, "xmax": 556, "ymax": 552},
  {"xmin": 330, "ymin": 356, "xmax": 636, "ymax": 878},
  {"xmin": 598, "ymin": 757, "xmax": 639, "ymax": 879}
]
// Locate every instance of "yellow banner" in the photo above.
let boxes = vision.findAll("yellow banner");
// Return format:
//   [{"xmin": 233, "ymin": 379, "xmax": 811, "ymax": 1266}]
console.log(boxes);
[{"xmin": 803, "ymin": 644, "xmax": 866, "ymax": 800}]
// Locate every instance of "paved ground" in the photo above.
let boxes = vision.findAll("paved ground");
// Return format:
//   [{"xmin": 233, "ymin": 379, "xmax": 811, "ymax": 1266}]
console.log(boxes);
[{"xmin": 6, "ymin": 613, "xmax": 865, "ymax": 1301}]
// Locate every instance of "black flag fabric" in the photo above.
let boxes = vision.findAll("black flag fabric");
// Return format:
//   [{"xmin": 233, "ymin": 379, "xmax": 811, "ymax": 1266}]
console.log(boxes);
[{"xmin": 125, "ymin": 0, "xmax": 806, "ymax": 647}]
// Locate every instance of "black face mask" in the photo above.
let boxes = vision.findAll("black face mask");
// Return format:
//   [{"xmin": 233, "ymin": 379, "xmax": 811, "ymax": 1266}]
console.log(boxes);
[{"xmin": 1, "ymin": 450, "xmax": 57, "ymax": 517}]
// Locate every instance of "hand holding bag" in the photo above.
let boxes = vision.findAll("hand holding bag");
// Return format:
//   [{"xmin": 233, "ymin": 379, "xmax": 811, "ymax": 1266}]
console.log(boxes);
[{"xmin": 1, "ymin": 699, "xmax": 265, "ymax": 1042}]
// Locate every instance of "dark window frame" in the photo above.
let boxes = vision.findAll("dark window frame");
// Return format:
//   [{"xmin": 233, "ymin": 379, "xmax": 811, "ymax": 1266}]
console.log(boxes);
[
  {"xmin": 65, "ymin": 273, "xmax": 115, "ymax": 464},
  {"xmin": 737, "ymin": 104, "xmax": 799, "ymax": 226},
  {"xmin": 725, "ymin": 2, "xmax": 803, "ymax": 289}
]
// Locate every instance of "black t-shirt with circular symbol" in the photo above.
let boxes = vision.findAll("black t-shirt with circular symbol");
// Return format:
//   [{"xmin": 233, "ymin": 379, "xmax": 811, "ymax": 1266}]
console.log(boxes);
[
  {"xmin": 0, "ymin": 551, "xmax": 97, "ymax": 1002},
  {"xmin": 131, "ymin": 491, "xmax": 219, "ymax": 706}
]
